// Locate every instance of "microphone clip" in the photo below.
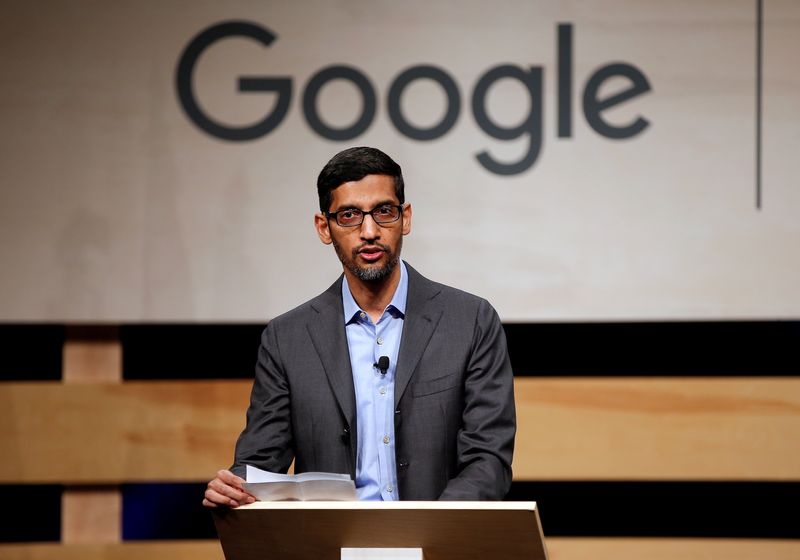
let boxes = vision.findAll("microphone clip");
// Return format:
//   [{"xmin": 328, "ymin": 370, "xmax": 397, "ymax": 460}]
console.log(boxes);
[{"xmin": 374, "ymin": 355, "xmax": 390, "ymax": 375}]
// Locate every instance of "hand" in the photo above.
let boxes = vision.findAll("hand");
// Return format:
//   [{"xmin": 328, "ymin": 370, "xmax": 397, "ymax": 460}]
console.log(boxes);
[{"xmin": 203, "ymin": 469, "xmax": 256, "ymax": 508}]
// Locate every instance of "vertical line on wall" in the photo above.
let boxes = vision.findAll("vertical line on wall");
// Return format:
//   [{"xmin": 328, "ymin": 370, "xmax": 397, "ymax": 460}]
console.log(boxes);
[{"xmin": 756, "ymin": 0, "xmax": 763, "ymax": 210}]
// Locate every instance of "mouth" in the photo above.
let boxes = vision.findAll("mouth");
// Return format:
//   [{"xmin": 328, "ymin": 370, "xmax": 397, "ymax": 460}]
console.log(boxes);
[{"xmin": 357, "ymin": 246, "xmax": 386, "ymax": 263}]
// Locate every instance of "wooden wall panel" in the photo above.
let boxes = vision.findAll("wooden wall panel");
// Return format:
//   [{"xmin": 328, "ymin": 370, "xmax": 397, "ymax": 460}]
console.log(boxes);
[
  {"xmin": 1, "ymin": 538, "xmax": 800, "ymax": 560},
  {"xmin": 60, "ymin": 488, "xmax": 120, "ymax": 544},
  {"xmin": 1, "ymin": 378, "xmax": 798, "ymax": 483},
  {"xmin": 0, "ymin": 542, "xmax": 224, "ymax": 560},
  {"xmin": 0, "ymin": 381, "xmax": 252, "ymax": 483},
  {"xmin": 60, "ymin": 329, "xmax": 122, "ymax": 543},
  {"xmin": 62, "ymin": 341, "xmax": 121, "ymax": 383},
  {"xmin": 514, "ymin": 377, "xmax": 800, "ymax": 480}
]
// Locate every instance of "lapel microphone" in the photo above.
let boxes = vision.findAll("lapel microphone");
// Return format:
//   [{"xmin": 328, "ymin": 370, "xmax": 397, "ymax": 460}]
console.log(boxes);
[{"xmin": 374, "ymin": 356, "xmax": 390, "ymax": 375}]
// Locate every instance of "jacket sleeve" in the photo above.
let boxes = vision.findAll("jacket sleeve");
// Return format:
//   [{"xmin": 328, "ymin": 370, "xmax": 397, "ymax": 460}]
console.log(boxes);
[
  {"xmin": 230, "ymin": 322, "xmax": 295, "ymax": 478},
  {"xmin": 438, "ymin": 298, "xmax": 516, "ymax": 500}
]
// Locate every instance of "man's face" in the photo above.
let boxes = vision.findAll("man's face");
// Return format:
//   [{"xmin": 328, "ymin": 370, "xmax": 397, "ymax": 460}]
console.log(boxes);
[{"xmin": 314, "ymin": 174, "xmax": 412, "ymax": 283}]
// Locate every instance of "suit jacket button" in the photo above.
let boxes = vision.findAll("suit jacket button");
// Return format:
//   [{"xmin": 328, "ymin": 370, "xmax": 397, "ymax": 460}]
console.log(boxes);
[{"xmin": 399, "ymin": 460, "xmax": 409, "ymax": 468}]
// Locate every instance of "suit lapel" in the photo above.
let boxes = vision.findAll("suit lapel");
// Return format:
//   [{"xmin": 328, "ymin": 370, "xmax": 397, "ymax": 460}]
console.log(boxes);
[
  {"xmin": 394, "ymin": 263, "xmax": 443, "ymax": 407},
  {"xmin": 305, "ymin": 264, "xmax": 442, "ymax": 421},
  {"xmin": 307, "ymin": 278, "xmax": 357, "ymax": 430}
]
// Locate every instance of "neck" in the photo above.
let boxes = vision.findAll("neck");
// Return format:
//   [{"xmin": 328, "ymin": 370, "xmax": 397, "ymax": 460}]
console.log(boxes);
[{"xmin": 344, "ymin": 264, "xmax": 402, "ymax": 323}]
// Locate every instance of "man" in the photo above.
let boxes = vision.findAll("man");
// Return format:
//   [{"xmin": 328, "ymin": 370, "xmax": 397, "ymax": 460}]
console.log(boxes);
[{"xmin": 204, "ymin": 146, "xmax": 515, "ymax": 506}]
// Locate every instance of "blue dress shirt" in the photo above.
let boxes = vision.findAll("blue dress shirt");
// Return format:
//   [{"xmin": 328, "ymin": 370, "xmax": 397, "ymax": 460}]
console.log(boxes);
[{"xmin": 341, "ymin": 261, "xmax": 408, "ymax": 501}]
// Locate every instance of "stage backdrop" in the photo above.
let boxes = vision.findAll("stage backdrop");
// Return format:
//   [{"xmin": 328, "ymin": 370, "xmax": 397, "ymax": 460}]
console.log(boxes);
[{"xmin": 0, "ymin": 0, "xmax": 797, "ymax": 322}]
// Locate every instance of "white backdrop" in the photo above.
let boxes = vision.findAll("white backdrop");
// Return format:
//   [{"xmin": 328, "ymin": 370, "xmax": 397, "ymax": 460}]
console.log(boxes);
[{"xmin": 0, "ymin": 0, "xmax": 798, "ymax": 321}]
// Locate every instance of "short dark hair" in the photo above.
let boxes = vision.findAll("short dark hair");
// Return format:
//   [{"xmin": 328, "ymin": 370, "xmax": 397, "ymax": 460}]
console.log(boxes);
[{"xmin": 316, "ymin": 146, "xmax": 404, "ymax": 212}]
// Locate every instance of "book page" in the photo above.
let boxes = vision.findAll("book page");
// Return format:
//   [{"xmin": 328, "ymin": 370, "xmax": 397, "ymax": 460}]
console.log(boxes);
[
  {"xmin": 297, "ymin": 479, "xmax": 358, "ymax": 501},
  {"xmin": 243, "ymin": 481, "xmax": 301, "ymax": 501},
  {"xmin": 243, "ymin": 464, "xmax": 356, "ymax": 501},
  {"xmin": 294, "ymin": 472, "xmax": 352, "ymax": 482}
]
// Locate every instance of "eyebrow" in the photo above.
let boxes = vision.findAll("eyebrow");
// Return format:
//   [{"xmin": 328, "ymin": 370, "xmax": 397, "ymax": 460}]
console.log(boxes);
[{"xmin": 331, "ymin": 200, "xmax": 397, "ymax": 212}]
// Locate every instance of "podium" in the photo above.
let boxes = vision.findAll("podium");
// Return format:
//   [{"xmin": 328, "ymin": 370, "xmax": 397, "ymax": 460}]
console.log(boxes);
[{"xmin": 213, "ymin": 501, "xmax": 548, "ymax": 560}]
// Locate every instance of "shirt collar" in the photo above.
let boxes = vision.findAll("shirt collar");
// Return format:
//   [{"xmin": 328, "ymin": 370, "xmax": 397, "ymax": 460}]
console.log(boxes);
[{"xmin": 342, "ymin": 261, "xmax": 408, "ymax": 324}]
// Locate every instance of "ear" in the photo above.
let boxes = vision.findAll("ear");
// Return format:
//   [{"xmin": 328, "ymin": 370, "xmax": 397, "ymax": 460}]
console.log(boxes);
[
  {"xmin": 401, "ymin": 203, "xmax": 412, "ymax": 236},
  {"xmin": 314, "ymin": 212, "xmax": 332, "ymax": 245}
]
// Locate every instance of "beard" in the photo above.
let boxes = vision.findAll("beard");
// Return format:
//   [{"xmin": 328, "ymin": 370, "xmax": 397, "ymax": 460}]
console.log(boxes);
[{"xmin": 332, "ymin": 237, "xmax": 401, "ymax": 283}]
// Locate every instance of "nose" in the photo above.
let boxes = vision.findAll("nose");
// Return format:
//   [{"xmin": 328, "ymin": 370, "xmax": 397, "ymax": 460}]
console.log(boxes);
[{"xmin": 359, "ymin": 212, "xmax": 380, "ymax": 240}]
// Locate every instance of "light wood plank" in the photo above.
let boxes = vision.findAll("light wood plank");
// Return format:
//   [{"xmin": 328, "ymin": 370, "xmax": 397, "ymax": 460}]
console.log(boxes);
[
  {"xmin": 514, "ymin": 377, "xmax": 800, "ymax": 480},
  {"xmin": 0, "ymin": 380, "xmax": 252, "ymax": 483},
  {"xmin": 0, "ymin": 542, "xmax": 224, "ymax": 560},
  {"xmin": 1, "ymin": 378, "xmax": 799, "ymax": 482},
  {"xmin": 61, "ymin": 326, "xmax": 122, "ymax": 543},
  {"xmin": 62, "ymin": 339, "xmax": 121, "ymax": 383},
  {"xmin": 61, "ymin": 487, "xmax": 121, "ymax": 543},
  {"xmin": 1, "ymin": 539, "xmax": 799, "ymax": 560}
]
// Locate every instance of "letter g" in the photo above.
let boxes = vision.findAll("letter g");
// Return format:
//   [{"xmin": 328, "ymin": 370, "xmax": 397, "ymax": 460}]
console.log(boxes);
[{"xmin": 176, "ymin": 21, "xmax": 292, "ymax": 141}]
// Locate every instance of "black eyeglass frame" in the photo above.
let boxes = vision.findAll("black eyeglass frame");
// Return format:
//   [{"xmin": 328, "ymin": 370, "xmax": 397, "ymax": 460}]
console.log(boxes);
[{"xmin": 325, "ymin": 204, "xmax": 405, "ymax": 227}]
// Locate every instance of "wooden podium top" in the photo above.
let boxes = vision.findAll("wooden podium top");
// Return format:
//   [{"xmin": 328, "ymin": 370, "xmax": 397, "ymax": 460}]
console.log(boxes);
[{"xmin": 213, "ymin": 501, "xmax": 547, "ymax": 560}]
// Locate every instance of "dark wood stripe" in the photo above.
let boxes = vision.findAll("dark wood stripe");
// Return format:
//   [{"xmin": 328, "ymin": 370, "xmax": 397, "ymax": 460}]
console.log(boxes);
[
  {"xmin": 122, "ymin": 483, "xmax": 216, "ymax": 540},
  {"xmin": 0, "ymin": 325, "xmax": 63, "ymax": 381},
  {"xmin": 120, "ymin": 321, "xmax": 800, "ymax": 379},
  {"xmin": 504, "ymin": 321, "xmax": 800, "ymax": 376},
  {"xmin": 122, "ymin": 480, "xmax": 800, "ymax": 540},
  {"xmin": 121, "ymin": 324, "xmax": 263, "ymax": 380},
  {"xmin": 65, "ymin": 325, "xmax": 119, "ymax": 342},
  {"xmin": 507, "ymin": 481, "xmax": 800, "ymax": 538},
  {"xmin": 2, "ymin": 481, "xmax": 798, "ymax": 541},
  {"xmin": 2, "ymin": 321, "xmax": 797, "ymax": 381},
  {"xmin": 0, "ymin": 485, "xmax": 61, "ymax": 542}
]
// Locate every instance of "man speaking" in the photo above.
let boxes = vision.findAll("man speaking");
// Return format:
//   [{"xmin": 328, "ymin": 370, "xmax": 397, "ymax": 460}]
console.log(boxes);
[{"xmin": 204, "ymin": 147, "xmax": 515, "ymax": 505}]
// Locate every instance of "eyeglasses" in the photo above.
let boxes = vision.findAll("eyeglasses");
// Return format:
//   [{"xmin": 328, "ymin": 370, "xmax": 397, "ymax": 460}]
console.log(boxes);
[{"xmin": 325, "ymin": 204, "xmax": 404, "ymax": 227}]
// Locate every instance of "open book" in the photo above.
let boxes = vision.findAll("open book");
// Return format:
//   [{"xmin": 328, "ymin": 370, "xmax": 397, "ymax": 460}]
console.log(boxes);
[{"xmin": 242, "ymin": 465, "xmax": 357, "ymax": 501}]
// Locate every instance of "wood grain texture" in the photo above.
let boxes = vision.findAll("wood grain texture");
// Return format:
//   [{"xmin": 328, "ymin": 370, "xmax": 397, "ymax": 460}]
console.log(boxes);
[
  {"xmin": 0, "ymin": 542, "xmax": 225, "ymax": 560},
  {"xmin": 1, "ymin": 539, "xmax": 799, "ymax": 560},
  {"xmin": 60, "ymin": 328, "xmax": 122, "ymax": 542},
  {"xmin": 0, "ymin": 380, "xmax": 252, "ymax": 483},
  {"xmin": 514, "ymin": 377, "xmax": 800, "ymax": 480},
  {"xmin": 213, "ymin": 502, "xmax": 545, "ymax": 560},
  {"xmin": 61, "ymin": 487, "xmax": 121, "ymax": 543},
  {"xmin": 62, "ymin": 341, "xmax": 121, "ymax": 383},
  {"xmin": 1, "ymin": 378, "xmax": 798, "ymax": 482}
]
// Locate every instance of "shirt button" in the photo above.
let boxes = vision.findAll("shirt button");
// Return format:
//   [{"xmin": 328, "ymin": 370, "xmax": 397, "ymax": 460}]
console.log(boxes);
[
  {"xmin": 379, "ymin": 386, "xmax": 387, "ymax": 395},
  {"xmin": 383, "ymin": 435, "xmax": 390, "ymax": 444},
  {"xmin": 376, "ymin": 337, "xmax": 384, "ymax": 345},
  {"xmin": 387, "ymin": 485, "xmax": 394, "ymax": 493},
  {"xmin": 359, "ymin": 312, "xmax": 366, "ymax": 320}
]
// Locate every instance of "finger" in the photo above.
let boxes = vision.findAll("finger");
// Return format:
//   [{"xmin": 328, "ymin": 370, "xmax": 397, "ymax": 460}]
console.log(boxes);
[
  {"xmin": 205, "ymin": 486, "xmax": 239, "ymax": 508},
  {"xmin": 213, "ymin": 472, "xmax": 256, "ymax": 501},
  {"xmin": 202, "ymin": 498, "xmax": 218, "ymax": 508},
  {"xmin": 209, "ymin": 479, "xmax": 254, "ymax": 503},
  {"xmin": 217, "ymin": 469, "xmax": 246, "ymax": 488}
]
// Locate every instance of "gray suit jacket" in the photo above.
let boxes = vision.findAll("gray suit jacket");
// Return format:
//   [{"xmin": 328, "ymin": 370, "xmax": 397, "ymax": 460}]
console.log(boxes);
[{"xmin": 231, "ymin": 262, "xmax": 516, "ymax": 500}]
